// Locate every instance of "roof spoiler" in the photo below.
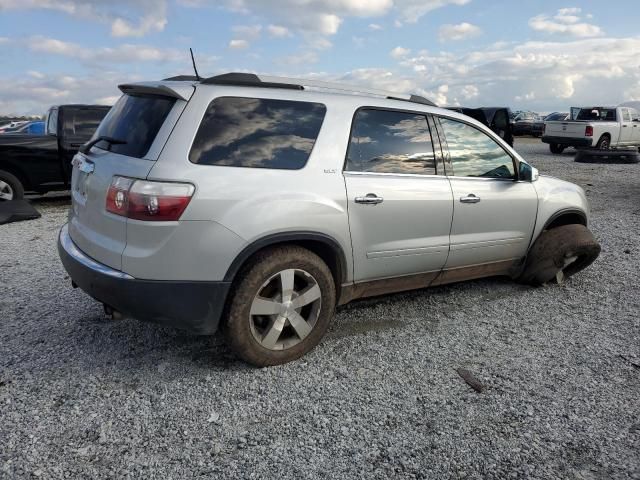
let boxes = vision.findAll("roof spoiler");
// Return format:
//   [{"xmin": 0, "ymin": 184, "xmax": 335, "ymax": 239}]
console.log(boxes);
[{"xmin": 118, "ymin": 82, "xmax": 195, "ymax": 101}]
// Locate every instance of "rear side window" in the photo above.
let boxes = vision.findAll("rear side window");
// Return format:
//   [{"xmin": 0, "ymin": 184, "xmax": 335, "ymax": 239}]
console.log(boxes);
[
  {"xmin": 190, "ymin": 97, "xmax": 326, "ymax": 169},
  {"xmin": 63, "ymin": 108, "xmax": 109, "ymax": 139},
  {"xmin": 93, "ymin": 94, "xmax": 176, "ymax": 159},
  {"xmin": 346, "ymin": 109, "xmax": 436, "ymax": 175}
]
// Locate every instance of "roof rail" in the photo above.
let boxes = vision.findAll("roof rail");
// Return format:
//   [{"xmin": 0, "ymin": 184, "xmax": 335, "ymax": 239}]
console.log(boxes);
[{"xmin": 198, "ymin": 72, "xmax": 437, "ymax": 106}]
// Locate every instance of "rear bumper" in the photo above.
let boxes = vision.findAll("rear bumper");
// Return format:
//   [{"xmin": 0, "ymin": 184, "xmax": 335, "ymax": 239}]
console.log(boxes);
[
  {"xmin": 541, "ymin": 136, "xmax": 593, "ymax": 147},
  {"xmin": 58, "ymin": 224, "xmax": 230, "ymax": 335}
]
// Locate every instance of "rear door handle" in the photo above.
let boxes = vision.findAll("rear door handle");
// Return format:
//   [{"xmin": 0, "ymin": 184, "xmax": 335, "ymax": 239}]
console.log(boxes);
[
  {"xmin": 355, "ymin": 193, "xmax": 384, "ymax": 205},
  {"xmin": 460, "ymin": 194, "xmax": 480, "ymax": 204}
]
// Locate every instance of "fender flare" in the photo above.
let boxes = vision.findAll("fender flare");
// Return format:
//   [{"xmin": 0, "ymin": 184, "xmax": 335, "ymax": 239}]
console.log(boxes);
[
  {"xmin": 542, "ymin": 208, "xmax": 587, "ymax": 231},
  {"xmin": 223, "ymin": 231, "xmax": 349, "ymax": 284}
]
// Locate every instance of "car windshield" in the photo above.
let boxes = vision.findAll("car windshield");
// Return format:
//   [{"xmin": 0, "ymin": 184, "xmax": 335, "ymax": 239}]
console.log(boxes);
[
  {"xmin": 575, "ymin": 108, "xmax": 616, "ymax": 121},
  {"xmin": 545, "ymin": 113, "xmax": 567, "ymax": 121}
]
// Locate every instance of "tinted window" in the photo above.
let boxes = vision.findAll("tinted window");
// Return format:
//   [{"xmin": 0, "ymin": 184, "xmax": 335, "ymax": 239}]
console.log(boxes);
[
  {"xmin": 346, "ymin": 109, "xmax": 436, "ymax": 175},
  {"xmin": 190, "ymin": 97, "xmax": 326, "ymax": 169},
  {"xmin": 64, "ymin": 108, "xmax": 109, "ymax": 139},
  {"xmin": 439, "ymin": 117, "xmax": 515, "ymax": 179},
  {"xmin": 545, "ymin": 113, "xmax": 567, "ymax": 121},
  {"xmin": 93, "ymin": 94, "xmax": 176, "ymax": 159},
  {"xmin": 576, "ymin": 108, "xmax": 616, "ymax": 121}
]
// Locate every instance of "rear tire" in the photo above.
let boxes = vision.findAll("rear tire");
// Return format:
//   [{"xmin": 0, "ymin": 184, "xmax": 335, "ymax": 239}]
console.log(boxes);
[
  {"xmin": 0, "ymin": 169, "xmax": 24, "ymax": 201},
  {"xmin": 595, "ymin": 135, "xmax": 610, "ymax": 150},
  {"xmin": 549, "ymin": 143, "xmax": 565, "ymax": 154},
  {"xmin": 224, "ymin": 245, "xmax": 336, "ymax": 367},
  {"xmin": 519, "ymin": 224, "xmax": 600, "ymax": 286}
]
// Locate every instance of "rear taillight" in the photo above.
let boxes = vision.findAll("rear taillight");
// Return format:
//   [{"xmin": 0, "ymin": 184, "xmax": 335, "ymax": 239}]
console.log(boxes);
[
  {"xmin": 106, "ymin": 176, "xmax": 194, "ymax": 221},
  {"xmin": 585, "ymin": 125, "xmax": 593, "ymax": 137}
]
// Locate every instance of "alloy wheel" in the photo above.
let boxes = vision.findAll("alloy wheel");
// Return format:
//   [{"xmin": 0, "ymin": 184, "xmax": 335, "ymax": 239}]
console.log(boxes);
[
  {"xmin": 0, "ymin": 180, "xmax": 14, "ymax": 201},
  {"xmin": 249, "ymin": 268, "xmax": 322, "ymax": 350}
]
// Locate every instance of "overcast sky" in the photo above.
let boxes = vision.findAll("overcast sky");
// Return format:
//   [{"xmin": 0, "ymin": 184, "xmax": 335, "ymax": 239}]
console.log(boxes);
[{"xmin": 0, "ymin": 0, "xmax": 638, "ymax": 115}]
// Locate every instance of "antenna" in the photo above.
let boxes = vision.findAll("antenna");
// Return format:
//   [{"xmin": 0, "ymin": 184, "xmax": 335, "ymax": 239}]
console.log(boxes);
[{"xmin": 190, "ymin": 48, "xmax": 201, "ymax": 81}]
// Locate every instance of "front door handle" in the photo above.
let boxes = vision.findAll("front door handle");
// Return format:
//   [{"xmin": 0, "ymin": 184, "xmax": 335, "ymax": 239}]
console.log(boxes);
[
  {"xmin": 460, "ymin": 194, "xmax": 480, "ymax": 204},
  {"xmin": 355, "ymin": 193, "xmax": 384, "ymax": 205}
]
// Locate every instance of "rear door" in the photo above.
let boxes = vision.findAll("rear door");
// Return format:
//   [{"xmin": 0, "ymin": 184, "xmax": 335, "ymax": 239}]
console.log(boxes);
[
  {"xmin": 435, "ymin": 115, "xmax": 537, "ymax": 270},
  {"xmin": 631, "ymin": 109, "xmax": 640, "ymax": 144},
  {"xmin": 69, "ymin": 91, "xmax": 187, "ymax": 270},
  {"xmin": 619, "ymin": 108, "xmax": 634, "ymax": 145},
  {"xmin": 344, "ymin": 108, "xmax": 453, "ymax": 282}
]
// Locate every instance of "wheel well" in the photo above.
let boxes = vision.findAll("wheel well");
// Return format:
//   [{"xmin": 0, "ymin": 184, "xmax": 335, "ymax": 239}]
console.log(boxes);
[
  {"xmin": 545, "ymin": 211, "xmax": 587, "ymax": 230},
  {"xmin": 0, "ymin": 163, "xmax": 30, "ymax": 191},
  {"xmin": 224, "ymin": 235, "xmax": 347, "ymax": 289}
]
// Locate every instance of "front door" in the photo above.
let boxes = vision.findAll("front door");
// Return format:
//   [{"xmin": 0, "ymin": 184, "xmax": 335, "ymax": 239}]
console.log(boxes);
[
  {"xmin": 435, "ymin": 116, "xmax": 538, "ymax": 270},
  {"xmin": 344, "ymin": 108, "xmax": 453, "ymax": 282}
]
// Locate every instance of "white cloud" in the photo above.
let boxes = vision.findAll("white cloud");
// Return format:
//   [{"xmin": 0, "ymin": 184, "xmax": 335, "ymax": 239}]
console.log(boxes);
[
  {"xmin": 278, "ymin": 50, "xmax": 319, "ymax": 65},
  {"xmin": 186, "ymin": 0, "xmax": 471, "ymax": 37},
  {"xmin": 0, "ymin": 0, "xmax": 167, "ymax": 37},
  {"xmin": 368, "ymin": 23, "xmax": 382, "ymax": 31},
  {"xmin": 232, "ymin": 24, "xmax": 262, "ymax": 40},
  {"xmin": 392, "ymin": 36, "xmax": 640, "ymax": 109},
  {"xmin": 438, "ymin": 22, "xmax": 481, "ymax": 42},
  {"xmin": 394, "ymin": 0, "xmax": 471, "ymax": 24},
  {"xmin": 27, "ymin": 36, "xmax": 184, "ymax": 63},
  {"xmin": 267, "ymin": 24, "xmax": 291, "ymax": 38},
  {"xmin": 228, "ymin": 39, "xmax": 250, "ymax": 49},
  {"xmin": 460, "ymin": 84, "xmax": 478, "ymax": 99},
  {"xmin": 529, "ymin": 8, "xmax": 603, "ymax": 38},
  {"xmin": 0, "ymin": 72, "xmax": 131, "ymax": 115},
  {"xmin": 390, "ymin": 46, "xmax": 410, "ymax": 59}
]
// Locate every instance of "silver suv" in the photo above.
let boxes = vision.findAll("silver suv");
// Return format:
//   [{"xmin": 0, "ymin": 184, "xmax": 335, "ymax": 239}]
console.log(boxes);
[{"xmin": 58, "ymin": 73, "xmax": 601, "ymax": 366}]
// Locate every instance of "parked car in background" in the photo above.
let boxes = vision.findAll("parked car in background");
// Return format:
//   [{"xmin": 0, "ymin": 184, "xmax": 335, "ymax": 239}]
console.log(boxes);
[
  {"xmin": 447, "ymin": 107, "xmax": 514, "ymax": 146},
  {"xmin": 58, "ymin": 73, "xmax": 600, "ymax": 366},
  {"xmin": 513, "ymin": 111, "xmax": 542, "ymax": 136},
  {"xmin": 544, "ymin": 112, "xmax": 570, "ymax": 122},
  {"xmin": 13, "ymin": 121, "xmax": 45, "ymax": 135},
  {"xmin": 0, "ymin": 121, "xmax": 29, "ymax": 134},
  {"xmin": 534, "ymin": 113, "xmax": 567, "ymax": 138},
  {"xmin": 0, "ymin": 104, "xmax": 110, "ymax": 200},
  {"xmin": 542, "ymin": 106, "xmax": 640, "ymax": 154}
]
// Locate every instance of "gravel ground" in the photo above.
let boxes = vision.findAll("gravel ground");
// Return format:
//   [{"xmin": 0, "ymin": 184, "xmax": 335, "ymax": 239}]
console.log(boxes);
[{"xmin": 1, "ymin": 138, "xmax": 639, "ymax": 479}]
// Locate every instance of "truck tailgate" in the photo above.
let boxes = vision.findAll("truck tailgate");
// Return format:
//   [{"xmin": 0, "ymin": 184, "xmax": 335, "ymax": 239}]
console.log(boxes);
[{"xmin": 545, "ymin": 121, "xmax": 586, "ymax": 137}]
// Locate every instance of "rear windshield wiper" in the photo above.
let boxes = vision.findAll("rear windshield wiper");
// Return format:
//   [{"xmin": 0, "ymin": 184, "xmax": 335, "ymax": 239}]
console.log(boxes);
[{"xmin": 79, "ymin": 135, "xmax": 127, "ymax": 154}]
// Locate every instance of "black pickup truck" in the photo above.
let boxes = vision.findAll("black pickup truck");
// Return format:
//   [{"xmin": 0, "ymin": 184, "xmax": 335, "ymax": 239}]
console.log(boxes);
[{"xmin": 0, "ymin": 104, "xmax": 110, "ymax": 200}]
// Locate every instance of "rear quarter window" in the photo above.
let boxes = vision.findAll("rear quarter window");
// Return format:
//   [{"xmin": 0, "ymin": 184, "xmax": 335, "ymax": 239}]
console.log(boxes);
[
  {"xmin": 93, "ymin": 94, "xmax": 176, "ymax": 159},
  {"xmin": 189, "ymin": 97, "xmax": 326, "ymax": 170}
]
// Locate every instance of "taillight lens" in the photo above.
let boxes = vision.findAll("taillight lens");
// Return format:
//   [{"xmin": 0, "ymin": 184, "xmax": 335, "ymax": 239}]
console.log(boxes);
[
  {"xmin": 106, "ymin": 176, "xmax": 194, "ymax": 221},
  {"xmin": 585, "ymin": 126, "xmax": 593, "ymax": 137}
]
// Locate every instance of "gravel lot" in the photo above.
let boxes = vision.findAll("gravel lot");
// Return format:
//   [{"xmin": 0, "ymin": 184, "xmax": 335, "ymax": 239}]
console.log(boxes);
[{"xmin": 1, "ymin": 138, "xmax": 639, "ymax": 479}]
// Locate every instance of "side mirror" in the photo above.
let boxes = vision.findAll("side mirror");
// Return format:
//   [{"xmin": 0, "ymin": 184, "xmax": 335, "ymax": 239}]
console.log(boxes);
[{"xmin": 519, "ymin": 162, "xmax": 539, "ymax": 182}]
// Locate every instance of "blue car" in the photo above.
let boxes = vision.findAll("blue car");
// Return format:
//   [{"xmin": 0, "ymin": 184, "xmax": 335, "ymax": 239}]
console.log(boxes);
[{"xmin": 13, "ymin": 121, "xmax": 45, "ymax": 135}]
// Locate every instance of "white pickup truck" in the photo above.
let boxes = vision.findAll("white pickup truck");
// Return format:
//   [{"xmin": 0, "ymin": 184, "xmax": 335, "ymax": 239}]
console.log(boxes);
[{"xmin": 542, "ymin": 106, "xmax": 640, "ymax": 154}]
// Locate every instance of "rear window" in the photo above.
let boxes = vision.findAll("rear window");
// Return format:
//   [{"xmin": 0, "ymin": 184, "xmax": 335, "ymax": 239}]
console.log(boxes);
[
  {"xmin": 189, "ymin": 97, "xmax": 326, "ymax": 169},
  {"xmin": 576, "ymin": 108, "xmax": 616, "ymax": 122},
  {"xmin": 93, "ymin": 94, "xmax": 176, "ymax": 159},
  {"xmin": 63, "ymin": 108, "xmax": 109, "ymax": 139}
]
